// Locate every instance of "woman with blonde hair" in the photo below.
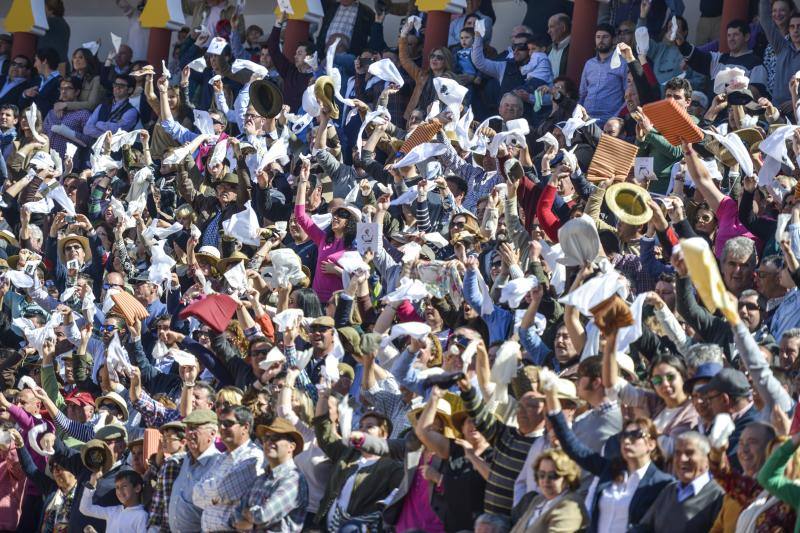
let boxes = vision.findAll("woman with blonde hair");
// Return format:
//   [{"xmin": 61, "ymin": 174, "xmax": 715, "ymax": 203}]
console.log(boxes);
[{"xmin": 511, "ymin": 449, "xmax": 587, "ymax": 533}]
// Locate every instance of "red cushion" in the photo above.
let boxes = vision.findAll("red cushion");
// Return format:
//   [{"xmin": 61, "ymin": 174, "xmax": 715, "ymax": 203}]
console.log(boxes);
[{"xmin": 178, "ymin": 294, "xmax": 238, "ymax": 334}]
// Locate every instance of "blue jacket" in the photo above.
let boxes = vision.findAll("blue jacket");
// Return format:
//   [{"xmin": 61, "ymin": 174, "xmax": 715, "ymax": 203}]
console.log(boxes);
[
  {"xmin": 462, "ymin": 268, "xmax": 513, "ymax": 345},
  {"xmin": 549, "ymin": 411, "xmax": 674, "ymax": 533}
]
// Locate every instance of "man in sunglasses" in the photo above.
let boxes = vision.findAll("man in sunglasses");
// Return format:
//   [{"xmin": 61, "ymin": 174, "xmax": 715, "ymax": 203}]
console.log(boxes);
[
  {"xmin": 283, "ymin": 316, "xmax": 338, "ymax": 389},
  {"xmin": 193, "ymin": 405, "xmax": 263, "ymax": 532},
  {"xmin": 0, "ymin": 54, "xmax": 35, "ymax": 107},
  {"xmin": 471, "ymin": 28, "xmax": 531, "ymax": 106},
  {"xmin": 83, "ymin": 74, "xmax": 139, "ymax": 142}
]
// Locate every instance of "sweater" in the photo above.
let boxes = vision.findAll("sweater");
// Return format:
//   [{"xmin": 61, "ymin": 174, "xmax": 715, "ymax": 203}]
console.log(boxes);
[
  {"xmin": 294, "ymin": 202, "xmax": 347, "ymax": 304},
  {"xmin": 265, "ymin": 25, "xmax": 313, "ymax": 111},
  {"xmin": 631, "ymin": 477, "xmax": 725, "ymax": 533},
  {"xmin": 757, "ymin": 438, "xmax": 800, "ymax": 533}
]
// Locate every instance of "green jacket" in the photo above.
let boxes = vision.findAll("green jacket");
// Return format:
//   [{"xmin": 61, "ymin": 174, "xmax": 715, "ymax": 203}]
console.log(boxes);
[
  {"xmin": 312, "ymin": 414, "xmax": 404, "ymax": 527},
  {"xmin": 756, "ymin": 438, "xmax": 800, "ymax": 533}
]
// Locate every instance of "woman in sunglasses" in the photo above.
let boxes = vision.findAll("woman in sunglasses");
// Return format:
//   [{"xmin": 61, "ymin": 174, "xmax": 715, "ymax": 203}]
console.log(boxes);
[
  {"xmin": 294, "ymin": 161, "xmax": 359, "ymax": 304},
  {"xmin": 544, "ymin": 374, "xmax": 674, "ymax": 533},
  {"xmin": 510, "ymin": 449, "xmax": 586, "ymax": 533},
  {"xmin": 603, "ymin": 328, "xmax": 698, "ymax": 461}
]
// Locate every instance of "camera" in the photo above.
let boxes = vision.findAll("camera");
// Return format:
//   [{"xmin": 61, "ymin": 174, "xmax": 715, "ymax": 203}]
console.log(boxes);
[{"xmin": 65, "ymin": 215, "xmax": 76, "ymax": 224}]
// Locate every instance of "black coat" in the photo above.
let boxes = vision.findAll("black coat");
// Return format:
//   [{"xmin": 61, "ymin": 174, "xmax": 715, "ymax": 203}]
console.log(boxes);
[{"xmin": 20, "ymin": 73, "xmax": 62, "ymax": 117}]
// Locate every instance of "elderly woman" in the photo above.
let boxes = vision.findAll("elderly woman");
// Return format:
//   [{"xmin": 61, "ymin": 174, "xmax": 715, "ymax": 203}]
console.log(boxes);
[{"xmin": 510, "ymin": 449, "xmax": 587, "ymax": 533}]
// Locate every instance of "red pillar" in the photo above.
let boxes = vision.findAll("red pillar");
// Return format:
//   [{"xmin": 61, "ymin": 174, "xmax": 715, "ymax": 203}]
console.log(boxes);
[
  {"xmin": 284, "ymin": 20, "xmax": 310, "ymax": 60},
  {"xmin": 566, "ymin": 0, "xmax": 599, "ymax": 86},
  {"xmin": 422, "ymin": 11, "xmax": 450, "ymax": 70},
  {"xmin": 146, "ymin": 27, "xmax": 172, "ymax": 69},
  {"xmin": 718, "ymin": 0, "xmax": 749, "ymax": 53},
  {"xmin": 11, "ymin": 32, "xmax": 37, "ymax": 61}
]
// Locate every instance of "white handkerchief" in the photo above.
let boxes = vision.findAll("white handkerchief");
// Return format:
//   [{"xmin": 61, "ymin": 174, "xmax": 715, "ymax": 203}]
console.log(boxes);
[
  {"xmin": 302, "ymin": 83, "xmax": 321, "ymax": 117},
  {"xmin": 65, "ymin": 143, "xmax": 78, "ymax": 159},
  {"xmin": 148, "ymin": 239, "xmax": 176, "ymax": 288},
  {"xmin": 399, "ymin": 242, "xmax": 421, "ymax": 262},
  {"xmin": 434, "ymin": 77, "xmax": 468, "ymax": 109},
  {"xmin": 193, "ymin": 109, "xmax": 215, "ymax": 136},
  {"xmin": 82, "ymin": 40, "xmax": 100, "ymax": 56},
  {"xmin": 368, "ymin": 58, "xmax": 404, "ymax": 88},
  {"xmin": 258, "ymin": 347, "xmax": 286, "ymax": 368},
  {"xmin": 777, "ymin": 213, "xmax": 791, "ymax": 242},
  {"xmin": 759, "ymin": 125, "xmax": 796, "ymax": 169},
  {"xmin": 505, "ymin": 118, "xmax": 530, "ymax": 136},
  {"xmin": 25, "ymin": 102, "xmax": 38, "ymax": 133},
  {"xmin": 143, "ymin": 220, "xmax": 183, "ymax": 240},
  {"xmin": 47, "ymin": 185, "xmax": 76, "ymax": 215},
  {"xmin": 669, "ymin": 16, "xmax": 678, "ymax": 40},
  {"xmin": 224, "ymin": 260, "xmax": 248, "ymax": 292},
  {"xmin": 558, "ymin": 269, "xmax": 627, "ymax": 317},
  {"xmin": 499, "ymin": 277, "xmax": 538, "ymax": 308},
  {"xmin": 208, "ymin": 74, "xmax": 222, "ymax": 86},
  {"xmin": 635, "ymin": 27, "xmax": 650, "ymax": 57},
  {"xmin": 276, "ymin": 0, "xmax": 294, "ymax": 15},
  {"xmin": 390, "ymin": 321, "xmax": 431, "ymax": 340},
  {"xmin": 207, "ymin": 37, "xmax": 228, "ymax": 55},
  {"xmin": 311, "ymin": 213, "xmax": 332, "ymax": 229},
  {"xmin": 355, "ymin": 107, "xmax": 390, "ymax": 155},
  {"xmin": 269, "ymin": 248, "xmax": 306, "ymax": 286},
  {"xmin": 6, "ymin": 270, "xmax": 34, "ymax": 288},
  {"xmin": 110, "ymin": 129, "xmax": 140, "ymax": 151},
  {"xmin": 338, "ymin": 251, "xmax": 369, "ymax": 274},
  {"xmin": 703, "ymin": 129, "xmax": 754, "ymax": 177},
  {"xmin": 408, "ymin": 15, "xmax": 422, "ymax": 32},
  {"xmin": 28, "ymin": 150, "xmax": 53, "ymax": 171},
  {"xmin": 188, "ymin": 57, "xmax": 207, "ymax": 72},
  {"xmin": 162, "ymin": 60, "xmax": 171, "ymax": 79},
  {"xmin": 23, "ymin": 197, "xmax": 54, "ymax": 214},
  {"xmin": 474, "ymin": 18, "xmax": 486, "ymax": 38},
  {"xmin": 304, "ymin": 52, "xmax": 319, "ymax": 71},
  {"xmin": 709, "ymin": 413, "xmax": 736, "ymax": 449},
  {"xmin": 273, "ymin": 309, "xmax": 304, "ymax": 332},
  {"xmin": 169, "ymin": 348, "xmax": 197, "ymax": 368},
  {"xmin": 385, "ymin": 277, "xmax": 428, "ymax": 303},
  {"xmin": 231, "ymin": 59, "xmax": 268, "ymax": 78},
  {"xmin": 222, "ymin": 200, "xmax": 261, "ymax": 246},
  {"xmin": 424, "ymin": 232, "xmax": 449, "ymax": 248},
  {"xmin": 392, "ymin": 143, "xmax": 447, "ymax": 169},
  {"xmin": 389, "ymin": 185, "xmax": 419, "ymax": 206},
  {"xmin": 110, "ymin": 32, "xmax": 122, "ymax": 54},
  {"xmin": 536, "ymin": 132, "xmax": 559, "ymax": 149},
  {"xmin": 610, "ymin": 44, "xmax": 622, "ymax": 69},
  {"xmin": 210, "ymin": 138, "xmax": 228, "ymax": 166}
]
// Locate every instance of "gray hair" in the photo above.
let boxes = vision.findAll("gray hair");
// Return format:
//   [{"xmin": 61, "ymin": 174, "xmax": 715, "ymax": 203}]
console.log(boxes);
[
  {"xmin": 685, "ymin": 343, "xmax": 724, "ymax": 371},
  {"xmin": 721, "ymin": 237, "xmax": 757, "ymax": 268},
  {"xmin": 782, "ymin": 328, "xmax": 800, "ymax": 343},
  {"xmin": 28, "ymin": 224, "xmax": 43, "ymax": 242},
  {"xmin": 475, "ymin": 513, "xmax": 510, "ymax": 533},
  {"xmin": 676, "ymin": 431, "xmax": 711, "ymax": 455}
]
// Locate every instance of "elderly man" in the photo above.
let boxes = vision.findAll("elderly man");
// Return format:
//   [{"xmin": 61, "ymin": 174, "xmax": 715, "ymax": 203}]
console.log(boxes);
[
  {"xmin": 579, "ymin": 23, "xmax": 627, "ymax": 126},
  {"xmin": 193, "ymin": 406, "xmax": 263, "ymax": 532},
  {"xmin": 547, "ymin": 13, "xmax": 571, "ymax": 77},
  {"xmin": 168, "ymin": 409, "xmax": 222, "ymax": 533},
  {"xmin": 131, "ymin": 274, "xmax": 167, "ymax": 331},
  {"xmin": 147, "ymin": 421, "xmax": 187, "ymax": 533},
  {"xmin": 101, "ymin": 44, "xmax": 134, "ymax": 92},
  {"xmin": 698, "ymin": 369, "xmax": 758, "ymax": 472},
  {"xmin": 631, "ymin": 432, "xmax": 725, "ymax": 532},
  {"xmin": 232, "ymin": 418, "xmax": 309, "ymax": 532},
  {"xmin": 777, "ymin": 328, "xmax": 800, "ymax": 369}
]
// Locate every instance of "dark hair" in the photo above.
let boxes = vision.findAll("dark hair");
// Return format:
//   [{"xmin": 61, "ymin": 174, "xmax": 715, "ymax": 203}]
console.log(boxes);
[
  {"xmin": 530, "ymin": 34, "xmax": 551, "ymax": 49},
  {"xmin": 554, "ymin": 76, "xmax": 579, "ymax": 100},
  {"xmin": 296, "ymin": 41, "xmax": 314, "ymax": 54},
  {"xmin": 664, "ymin": 76, "xmax": 693, "ymax": 99},
  {"xmin": 648, "ymin": 354, "xmax": 688, "ymax": 381},
  {"xmin": 46, "ymin": 0, "xmax": 65, "ymax": 17},
  {"xmin": 657, "ymin": 272, "xmax": 677, "ymax": 284},
  {"xmin": 445, "ymin": 175, "xmax": 468, "ymax": 196},
  {"xmin": 115, "ymin": 469, "xmax": 144, "ymax": 488},
  {"xmin": 13, "ymin": 55, "xmax": 31, "ymax": 70},
  {"xmin": 0, "ymin": 103, "xmax": 19, "ymax": 118},
  {"xmin": 221, "ymin": 405, "xmax": 254, "ymax": 429},
  {"xmin": 460, "ymin": 27, "xmax": 475, "ymax": 37},
  {"xmin": 115, "ymin": 74, "xmax": 135, "ymax": 89},
  {"xmin": 325, "ymin": 216, "xmax": 358, "ymax": 249},
  {"xmin": 727, "ymin": 19, "xmax": 750, "ymax": 35},
  {"xmin": 596, "ymin": 23, "xmax": 615, "ymax": 36},
  {"xmin": 61, "ymin": 76, "xmax": 83, "ymax": 91},
  {"xmin": 194, "ymin": 381, "xmax": 216, "ymax": 401},
  {"xmin": 291, "ymin": 288, "xmax": 323, "ymax": 318},
  {"xmin": 578, "ymin": 356, "xmax": 603, "ymax": 379},
  {"xmin": 72, "ymin": 47, "xmax": 100, "ymax": 77},
  {"xmin": 247, "ymin": 335, "xmax": 273, "ymax": 356},
  {"xmin": 35, "ymin": 47, "xmax": 59, "ymax": 71}
]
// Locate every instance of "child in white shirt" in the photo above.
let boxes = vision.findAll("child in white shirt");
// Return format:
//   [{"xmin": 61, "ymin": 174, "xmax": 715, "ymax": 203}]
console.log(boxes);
[{"xmin": 79, "ymin": 469, "xmax": 148, "ymax": 533}]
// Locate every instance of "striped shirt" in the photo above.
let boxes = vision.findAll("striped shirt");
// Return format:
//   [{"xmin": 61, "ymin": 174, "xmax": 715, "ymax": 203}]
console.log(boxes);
[{"xmin": 462, "ymin": 386, "xmax": 536, "ymax": 515}]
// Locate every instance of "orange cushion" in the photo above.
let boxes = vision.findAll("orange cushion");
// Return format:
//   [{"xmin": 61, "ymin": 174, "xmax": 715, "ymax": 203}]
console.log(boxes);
[
  {"xmin": 110, "ymin": 291, "xmax": 149, "ymax": 326},
  {"xmin": 641, "ymin": 99, "xmax": 704, "ymax": 146},
  {"xmin": 399, "ymin": 121, "xmax": 443, "ymax": 154},
  {"xmin": 587, "ymin": 134, "xmax": 640, "ymax": 182}
]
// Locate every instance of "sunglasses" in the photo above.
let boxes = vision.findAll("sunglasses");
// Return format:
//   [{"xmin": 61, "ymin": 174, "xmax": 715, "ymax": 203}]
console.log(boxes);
[
  {"xmin": 12, "ymin": 61, "xmax": 28, "ymax": 68},
  {"xmin": 695, "ymin": 214, "xmax": 714, "ymax": 223},
  {"xmin": 651, "ymin": 373, "xmax": 677, "ymax": 386},
  {"xmin": 429, "ymin": 53, "xmax": 445, "ymax": 60},
  {"xmin": 333, "ymin": 209, "xmax": 351, "ymax": 220},
  {"xmin": 491, "ymin": 261, "xmax": 503, "ymax": 268},
  {"xmin": 99, "ymin": 324, "xmax": 118, "ymax": 333},
  {"xmin": 738, "ymin": 301, "xmax": 760, "ymax": 311},
  {"xmin": 621, "ymin": 428, "xmax": 649, "ymax": 441},
  {"xmin": 103, "ymin": 282, "xmax": 124, "ymax": 290},
  {"xmin": 219, "ymin": 419, "xmax": 239, "ymax": 428},
  {"xmin": 64, "ymin": 244, "xmax": 83, "ymax": 251},
  {"xmin": 251, "ymin": 348, "xmax": 271, "ymax": 357},
  {"xmin": 451, "ymin": 220, "xmax": 466, "ymax": 229},
  {"xmin": 512, "ymin": 44, "xmax": 528, "ymax": 51},
  {"xmin": 310, "ymin": 325, "xmax": 332, "ymax": 334},
  {"xmin": 535, "ymin": 470, "xmax": 561, "ymax": 481}
]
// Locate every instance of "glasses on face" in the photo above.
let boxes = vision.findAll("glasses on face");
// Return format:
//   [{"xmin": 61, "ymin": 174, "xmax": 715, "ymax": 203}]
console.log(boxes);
[
  {"xmin": 155, "ymin": 324, "xmax": 170, "ymax": 331},
  {"xmin": 491, "ymin": 261, "xmax": 502, "ymax": 269},
  {"xmin": 621, "ymin": 428, "xmax": 649, "ymax": 441},
  {"xmin": 251, "ymin": 348, "xmax": 271, "ymax": 358},
  {"xmin": 757, "ymin": 270, "xmax": 778, "ymax": 278},
  {"xmin": 738, "ymin": 301, "xmax": 760, "ymax": 311},
  {"xmin": 451, "ymin": 220, "xmax": 466, "ymax": 229},
  {"xmin": 695, "ymin": 214, "xmax": 714, "ymax": 223},
  {"xmin": 333, "ymin": 209, "xmax": 351, "ymax": 220},
  {"xmin": 535, "ymin": 470, "xmax": 561, "ymax": 481},
  {"xmin": 616, "ymin": 29, "xmax": 633, "ymax": 35},
  {"xmin": 100, "ymin": 324, "xmax": 118, "ymax": 333},
  {"xmin": 429, "ymin": 53, "xmax": 445, "ymax": 60},
  {"xmin": 64, "ymin": 244, "xmax": 83, "ymax": 252},
  {"xmin": 112, "ymin": 82, "xmax": 129, "ymax": 89},
  {"xmin": 705, "ymin": 392, "xmax": 722, "ymax": 402},
  {"xmin": 244, "ymin": 113, "xmax": 260, "ymax": 121},
  {"xmin": 12, "ymin": 61, "xmax": 28, "ymax": 68},
  {"xmin": 310, "ymin": 325, "xmax": 332, "ymax": 334},
  {"xmin": 102, "ymin": 282, "xmax": 124, "ymax": 291},
  {"xmin": 651, "ymin": 373, "xmax": 677, "ymax": 387},
  {"xmin": 512, "ymin": 43, "xmax": 528, "ymax": 51},
  {"xmin": 219, "ymin": 418, "xmax": 239, "ymax": 428}
]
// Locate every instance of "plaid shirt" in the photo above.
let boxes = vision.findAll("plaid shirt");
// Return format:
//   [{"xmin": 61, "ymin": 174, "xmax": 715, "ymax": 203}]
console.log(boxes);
[
  {"xmin": 148, "ymin": 452, "xmax": 187, "ymax": 533},
  {"xmin": 437, "ymin": 132, "xmax": 501, "ymax": 213},
  {"xmin": 326, "ymin": 2, "xmax": 359, "ymax": 43},
  {"xmin": 193, "ymin": 439, "xmax": 265, "ymax": 532},
  {"xmin": 133, "ymin": 390, "xmax": 181, "ymax": 428},
  {"xmin": 43, "ymin": 108, "xmax": 93, "ymax": 159},
  {"xmin": 233, "ymin": 459, "xmax": 308, "ymax": 533}
]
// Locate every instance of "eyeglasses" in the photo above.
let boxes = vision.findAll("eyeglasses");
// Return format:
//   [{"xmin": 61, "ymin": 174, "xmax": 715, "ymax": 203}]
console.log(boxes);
[
  {"xmin": 103, "ymin": 282, "xmax": 124, "ymax": 290},
  {"xmin": 251, "ymin": 348, "xmax": 271, "ymax": 358},
  {"xmin": 535, "ymin": 470, "xmax": 561, "ymax": 481},
  {"xmin": 429, "ymin": 53, "xmax": 445, "ymax": 60},
  {"xmin": 112, "ymin": 82, "xmax": 129, "ymax": 89},
  {"xmin": 620, "ymin": 428, "xmax": 649, "ymax": 441},
  {"xmin": 12, "ymin": 61, "xmax": 28, "ymax": 68},
  {"xmin": 757, "ymin": 270, "xmax": 778, "ymax": 278},
  {"xmin": 219, "ymin": 419, "xmax": 239, "ymax": 428},
  {"xmin": 99, "ymin": 324, "xmax": 118, "ymax": 333},
  {"xmin": 310, "ymin": 325, "xmax": 332, "ymax": 334},
  {"xmin": 512, "ymin": 44, "xmax": 528, "ymax": 51},
  {"xmin": 451, "ymin": 220, "xmax": 466, "ymax": 229},
  {"xmin": 705, "ymin": 392, "xmax": 722, "ymax": 402},
  {"xmin": 491, "ymin": 262, "xmax": 502, "ymax": 268},
  {"xmin": 64, "ymin": 244, "xmax": 83, "ymax": 251},
  {"xmin": 695, "ymin": 214, "xmax": 714, "ymax": 223},
  {"xmin": 244, "ymin": 113, "xmax": 260, "ymax": 120},
  {"xmin": 738, "ymin": 301, "xmax": 760, "ymax": 311},
  {"xmin": 651, "ymin": 373, "xmax": 677, "ymax": 387},
  {"xmin": 333, "ymin": 209, "xmax": 351, "ymax": 220}
]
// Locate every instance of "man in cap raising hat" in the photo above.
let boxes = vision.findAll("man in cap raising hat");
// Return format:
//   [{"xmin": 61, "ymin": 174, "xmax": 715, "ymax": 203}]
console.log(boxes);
[
  {"xmin": 231, "ymin": 417, "xmax": 309, "ymax": 532},
  {"xmin": 168, "ymin": 409, "xmax": 221, "ymax": 533},
  {"xmin": 192, "ymin": 405, "xmax": 263, "ymax": 532}
]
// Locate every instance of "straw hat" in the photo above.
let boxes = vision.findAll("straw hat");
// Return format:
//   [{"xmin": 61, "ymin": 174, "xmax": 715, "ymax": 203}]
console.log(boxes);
[
  {"xmin": 81, "ymin": 439, "xmax": 113, "ymax": 473},
  {"xmin": 314, "ymin": 76, "xmax": 339, "ymax": 119},
  {"xmin": 605, "ymin": 182, "xmax": 653, "ymax": 226},
  {"xmin": 407, "ymin": 398, "xmax": 459, "ymax": 439},
  {"xmin": 216, "ymin": 251, "xmax": 249, "ymax": 273},
  {"xmin": 57, "ymin": 234, "xmax": 92, "ymax": 264}
]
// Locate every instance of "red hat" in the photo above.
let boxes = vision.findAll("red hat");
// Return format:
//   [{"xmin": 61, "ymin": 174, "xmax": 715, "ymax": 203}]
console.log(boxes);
[
  {"xmin": 178, "ymin": 293, "xmax": 238, "ymax": 334},
  {"xmin": 65, "ymin": 391, "xmax": 95, "ymax": 407}
]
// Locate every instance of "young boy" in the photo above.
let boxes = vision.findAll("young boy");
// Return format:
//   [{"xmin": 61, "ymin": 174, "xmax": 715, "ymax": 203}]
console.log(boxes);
[
  {"xmin": 453, "ymin": 27, "xmax": 478, "ymax": 77},
  {"xmin": 521, "ymin": 34, "xmax": 554, "ymax": 86},
  {"xmin": 79, "ymin": 469, "xmax": 148, "ymax": 532}
]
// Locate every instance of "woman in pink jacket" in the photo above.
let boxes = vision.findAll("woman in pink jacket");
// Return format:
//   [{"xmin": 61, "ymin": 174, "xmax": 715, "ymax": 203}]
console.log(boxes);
[
  {"xmin": 294, "ymin": 163, "xmax": 358, "ymax": 304},
  {"xmin": 0, "ymin": 433, "xmax": 26, "ymax": 531}
]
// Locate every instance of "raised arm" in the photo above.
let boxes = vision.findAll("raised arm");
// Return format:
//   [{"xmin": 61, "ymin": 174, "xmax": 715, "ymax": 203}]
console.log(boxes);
[{"xmin": 684, "ymin": 141, "xmax": 724, "ymax": 211}]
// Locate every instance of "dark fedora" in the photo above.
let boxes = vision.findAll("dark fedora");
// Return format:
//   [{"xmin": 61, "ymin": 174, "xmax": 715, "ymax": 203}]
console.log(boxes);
[{"xmin": 249, "ymin": 79, "xmax": 283, "ymax": 119}]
